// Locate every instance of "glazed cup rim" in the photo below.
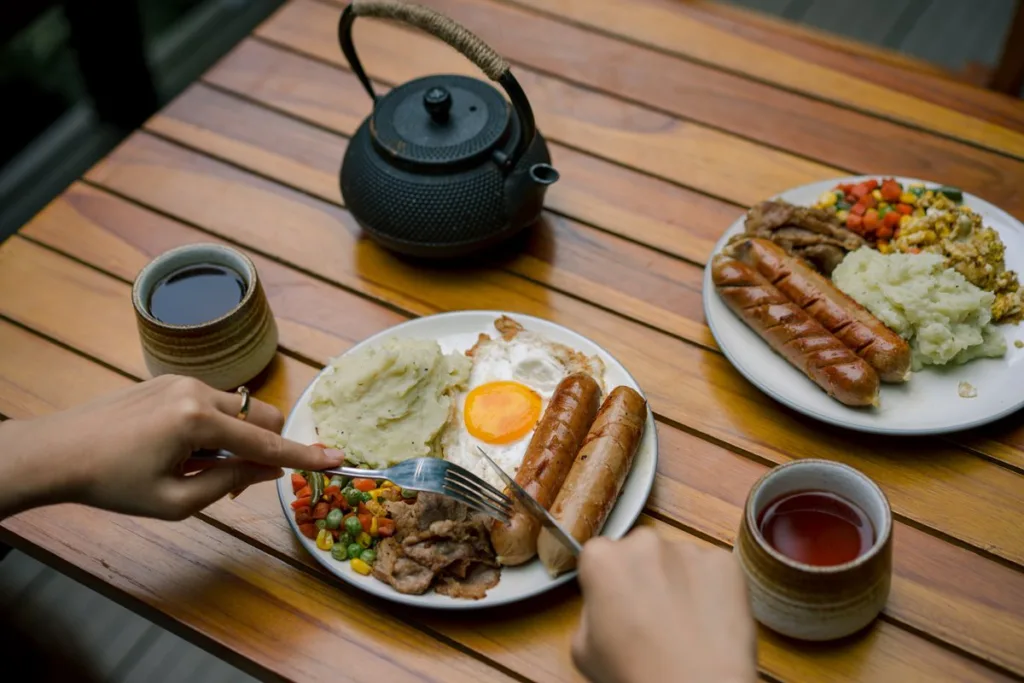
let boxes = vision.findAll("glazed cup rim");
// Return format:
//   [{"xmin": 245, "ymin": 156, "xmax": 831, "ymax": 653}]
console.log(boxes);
[
  {"xmin": 744, "ymin": 458, "xmax": 892, "ymax": 574},
  {"xmin": 131, "ymin": 243, "xmax": 258, "ymax": 330}
]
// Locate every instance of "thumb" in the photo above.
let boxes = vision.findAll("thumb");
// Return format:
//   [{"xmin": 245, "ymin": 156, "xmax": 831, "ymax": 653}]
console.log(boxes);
[{"xmin": 164, "ymin": 462, "xmax": 283, "ymax": 519}]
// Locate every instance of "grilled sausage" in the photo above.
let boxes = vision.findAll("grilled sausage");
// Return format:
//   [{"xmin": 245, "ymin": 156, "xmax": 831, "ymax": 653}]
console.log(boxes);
[
  {"xmin": 490, "ymin": 372, "xmax": 602, "ymax": 565},
  {"xmin": 537, "ymin": 386, "xmax": 647, "ymax": 577},
  {"xmin": 732, "ymin": 238, "xmax": 911, "ymax": 382},
  {"xmin": 712, "ymin": 255, "xmax": 880, "ymax": 407}
]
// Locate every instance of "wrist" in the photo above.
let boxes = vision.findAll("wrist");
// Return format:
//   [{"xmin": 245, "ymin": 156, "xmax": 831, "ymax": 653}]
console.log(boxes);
[{"xmin": 0, "ymin": 418, "xmax": 85, "ymax": 517}]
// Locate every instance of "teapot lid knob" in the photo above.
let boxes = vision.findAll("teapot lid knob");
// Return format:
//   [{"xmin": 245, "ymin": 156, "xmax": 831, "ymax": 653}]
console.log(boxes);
[{"xmin": 423, "ymin": 87, "xmax": 452, "ymax": 123}]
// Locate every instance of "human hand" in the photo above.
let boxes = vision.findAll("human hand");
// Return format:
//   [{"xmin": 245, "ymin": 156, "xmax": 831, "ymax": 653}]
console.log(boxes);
[
  {"xmin": 572, "ymin": 528, "xmax": 757, "ymax": 683},
  {"xmin": 0, "ymin": 375, "xmax": 344, "ymax": 520}
]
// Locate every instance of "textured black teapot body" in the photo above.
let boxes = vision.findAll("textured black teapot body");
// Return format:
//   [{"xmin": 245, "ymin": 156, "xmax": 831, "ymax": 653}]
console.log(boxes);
[{"xmin": 338, "ymin": 1, "xmax": 558, "ymax": 258}]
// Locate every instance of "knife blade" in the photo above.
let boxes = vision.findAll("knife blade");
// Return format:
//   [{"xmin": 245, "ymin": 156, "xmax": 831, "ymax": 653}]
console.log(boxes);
[{"xmin": 475, "ymin": 447, "xmax": 582, "ymax": 557}]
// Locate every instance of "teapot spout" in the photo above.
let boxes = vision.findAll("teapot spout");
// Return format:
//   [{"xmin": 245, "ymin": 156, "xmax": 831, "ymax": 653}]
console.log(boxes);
[{"xmin": 529, "ymin": 163, "xmax": 560, "ymax": 186}]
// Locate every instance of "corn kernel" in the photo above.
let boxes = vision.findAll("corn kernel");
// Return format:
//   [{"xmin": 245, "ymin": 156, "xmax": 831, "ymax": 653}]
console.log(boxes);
[
  {"xmin": 871, "ymin": 189, "xmax": 883, "ymax": 201},
  {"xmin": 380, "ymin": 481, "xmax": 396, "ymax": 489},
  {"xmin": 913, "ymin": 208, "xmax": 925, "ymax": 217},
  {"xmin": 817, "ymin": 191, "xmax": 837, "ymax": 207},
  {"xmin": 351, "ymin": 558, "xmax": 372, "ymax": 575},
  {"xmin": 899, "ymin": 192, "xmax": 916, "ymax": 205},
  {"xmin": 357, "ymin": 531, "xmax": 372, "ymax": 548},
  {"xmin": 370, "ymin": 517, "xmax": 379, "ymax": 537},
  {"xmin": 899, "ymin": 215, "xmax": 912, "ymax": 227},
  {"xmin": 316, "ymin": 528, "xmax": 334, "ymax": 551},
  {"xmin": 836, "ymin": 210, "xmax": 848, "ymax": 222}
]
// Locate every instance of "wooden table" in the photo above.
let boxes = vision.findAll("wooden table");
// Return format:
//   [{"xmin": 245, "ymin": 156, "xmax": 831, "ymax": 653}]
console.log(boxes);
[{"xmin": 2, "ymin": 1, "xmax": 1024, "ymax": 680}]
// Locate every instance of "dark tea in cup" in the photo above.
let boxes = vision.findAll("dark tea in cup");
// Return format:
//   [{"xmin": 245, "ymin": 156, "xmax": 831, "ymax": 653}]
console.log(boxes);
[{"xmin": 757, "ymin": 490, "xmax": 874, "ymax": 567}]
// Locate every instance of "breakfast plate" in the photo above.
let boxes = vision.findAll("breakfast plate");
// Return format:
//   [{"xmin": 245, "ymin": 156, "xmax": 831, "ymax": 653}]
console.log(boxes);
[
  {"xmin": 704, "ymin": 176, "xmax": 1024, "ymax": 435},
  {"xmin": 277, "ymin": 311, "xmax": 658, "ymax": 609}
]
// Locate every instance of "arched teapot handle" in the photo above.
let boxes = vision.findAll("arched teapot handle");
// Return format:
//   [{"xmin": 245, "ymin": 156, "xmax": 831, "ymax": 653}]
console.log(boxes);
[{"xmin": 338, "ymin": 0, "xmax": 536, "ymax": 170}]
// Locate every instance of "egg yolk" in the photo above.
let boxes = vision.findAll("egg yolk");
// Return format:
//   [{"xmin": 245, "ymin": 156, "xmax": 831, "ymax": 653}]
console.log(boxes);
[{"xmin": 464, "ymin": 381, "xmax": 542, "ymax": 444}]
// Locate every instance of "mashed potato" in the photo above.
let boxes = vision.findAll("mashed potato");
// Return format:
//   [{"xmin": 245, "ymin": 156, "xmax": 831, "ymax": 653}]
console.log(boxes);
[
  {"xmin": 310, "ymin": 339, "xmax": 471, "ymax": 467},
  {"xmin": 833, "ymin": 248, "xmax": 1006, "ymax": 370}
]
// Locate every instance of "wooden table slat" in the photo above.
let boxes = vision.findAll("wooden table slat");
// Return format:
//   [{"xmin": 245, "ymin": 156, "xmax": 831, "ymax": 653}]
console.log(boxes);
[
  {"xmin": 350, "ymin": 0, "xmax": 1024, "ymax": 218},
  {"xmin": 150, "ymin": 74, "xmax": 1024, "ymax": 473},
  {"xmin": 12, "ymin": 198, "xmax": 1024, "ymax": 676},
  {"xmin": 5, "ymin": 2, "xmax": 1024, "ymax": 679},
  {"xmin": 0, "ymin": 317, "xmax": 1019, "ymax": 682},
  {"xmin": 256, "ymin": 0, "xmax": 840, "ymax": 206},
  {"xmin": 502, "ymin": 0, "xmax": 1024, "ymax": 158},
  {"xmin": 73, "ymin": 133, "xmax": 1024, "ymax": 568}
]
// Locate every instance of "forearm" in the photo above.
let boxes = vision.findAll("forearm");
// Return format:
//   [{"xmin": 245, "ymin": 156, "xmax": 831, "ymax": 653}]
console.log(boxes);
[{"xmin": 0, "ymin": 419, "xmax": 81, "ymax": 519}]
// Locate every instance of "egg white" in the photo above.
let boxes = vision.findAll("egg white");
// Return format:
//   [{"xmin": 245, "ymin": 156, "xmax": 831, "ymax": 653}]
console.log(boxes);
[{"xmin": 442, "ymin": 331, "xmax": 603, "ymax": 489}]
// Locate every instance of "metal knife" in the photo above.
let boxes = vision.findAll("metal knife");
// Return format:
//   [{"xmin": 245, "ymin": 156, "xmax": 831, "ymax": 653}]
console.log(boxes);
[{"xmin": 475, "ymin": 447, "xmax": 583, "ymax": 557}]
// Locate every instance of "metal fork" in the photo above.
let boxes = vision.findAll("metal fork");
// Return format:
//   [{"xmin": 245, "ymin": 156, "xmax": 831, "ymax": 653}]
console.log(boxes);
[{"xmin": 318, "ymin": 458, "xmax": 514, "ymax": 523}]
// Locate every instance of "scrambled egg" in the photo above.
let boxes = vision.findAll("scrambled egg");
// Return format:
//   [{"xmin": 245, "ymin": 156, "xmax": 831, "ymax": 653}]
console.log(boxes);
[{"xmin": 890, "ymin": 192, "xmax": 1022, "ymax": 323}]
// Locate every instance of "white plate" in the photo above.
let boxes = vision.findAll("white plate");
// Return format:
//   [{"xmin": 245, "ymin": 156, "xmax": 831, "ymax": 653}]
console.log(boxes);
[
  {"xmin": 277, "ymin": 311, "xmax": 658, "ymax": 609},
  {"xmin": 703, "ymin": 176, "xmax": 1024, "ymax": 435}
]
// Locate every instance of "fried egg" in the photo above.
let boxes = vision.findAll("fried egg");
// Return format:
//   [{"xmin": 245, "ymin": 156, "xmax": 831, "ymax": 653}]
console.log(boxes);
[{"xmin": 442, "ymin": 318, "xmax": 604, "ymax": 489}]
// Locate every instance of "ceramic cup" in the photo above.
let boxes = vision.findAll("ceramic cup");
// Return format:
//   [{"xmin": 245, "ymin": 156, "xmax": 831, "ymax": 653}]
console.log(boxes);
[
  {"xmin": 131, "ymin": 243, "xmax": 278, "ymax": 390},
  {"xmin": 734, "ymin": 459, "xmax": 893, "ymax": 641}
]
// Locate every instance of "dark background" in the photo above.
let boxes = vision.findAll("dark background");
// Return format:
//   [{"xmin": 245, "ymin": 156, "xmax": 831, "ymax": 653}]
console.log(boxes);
[{"xmin": 0, "ymin": 0, "xmax": 285, "ymax": 241}]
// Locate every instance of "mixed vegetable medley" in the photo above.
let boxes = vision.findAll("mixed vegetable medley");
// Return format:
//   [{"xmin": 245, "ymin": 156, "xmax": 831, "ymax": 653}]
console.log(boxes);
[
  {"xmin": 289, "ymin": 450, "xmax": 415, "ymax": 576},
  {"xmin": 814, "ymin": 177, "xmax": 964, "ymax": 248}
]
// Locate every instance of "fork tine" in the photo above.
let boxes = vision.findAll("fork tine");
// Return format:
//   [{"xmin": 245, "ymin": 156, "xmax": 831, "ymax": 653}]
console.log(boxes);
[
  {"xmin": 443, "ymin": 462, "xmax": 511, "ymax": 502},
  {"xmin": 443, "ymin": 468, "xmax": 513, "ymax": 508},
  {"xmin": 444, "ymin": 477, "xmax": 514, "ymax": 518},
  {"xmin": 442, "ymin": 482, "xmax": 512, "ymax": 523}
]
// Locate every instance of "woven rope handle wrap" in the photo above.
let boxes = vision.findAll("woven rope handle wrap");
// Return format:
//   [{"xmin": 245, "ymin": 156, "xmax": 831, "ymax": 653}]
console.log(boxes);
[{"xmin": 351, "ymin": 0, "xmax": 509, "ymax": 80}]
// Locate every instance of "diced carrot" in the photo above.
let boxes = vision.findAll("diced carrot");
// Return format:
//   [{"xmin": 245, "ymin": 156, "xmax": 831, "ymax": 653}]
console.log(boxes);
[
  {"xmin": 850, "ymin": 203, "xmax": 867, "ymax": 217},
  {"xmin": 850, "ymin": 183, "xmax": 871, "ymax": 200},
  {"xmin": 295, "ymin": 485, "xmax": 311, "ymax": 499},
  {"xmin": 883, "ymin": 211, "xmax": 901, "ymax": 230},
  {"xmin": 377, "ymin": 518, "xmax": 396, "ymax": 537},
  {"xmin": 324, "ymin": 485, "xmax": 341, "ymax": 497},
  {"xmin": 298, "ymin": 523, "xmax": 318, "ymax": 540},
  {"xmin": 846, "ymin": 214, "xmax": 863, "ymax": 230},
  {"xmin": 357, "ymin": 502, "xmax": 369, "ymax": 515},
  {"xmin": 876, "ymin": 226, "xmax": 894, "ymax": 240},
  {"xmin": 352, "ymin": 478, "xmax": 376, "ymax": 492},
  {"xmin": 313, "ymin": 502, "xmax": 330, "ymax": 520},
  {"xmin": 880, "ymin": 179, "xmax": 902, "ymax": 202},
  {"xmin": 290, "ymin": 496, "xmax": 312, "ymax": 510},
  {"xmin": 863, "ymin": 209, "xmax": 880, "ymax": 232},
  {"xmin": 896, "ymin": 203, "xmax": 913, "ymax": 215},
  {"xmin": 861, "ymin": 194, "xmax": 877, "ymax": 210},
  {"xmin": 291, "ymin": 473, "xmax": 307, "ymax": 493},
  {"xmin": 358, "ymin": 514, "xmax": 374, "ymax": 534},
  {"xmin": 294, "ymin": 507, "xmax": 312, "ymax": 525},
  {"xmin": 864, "ymin": 179, "xmax": 879, "ymax": 191}
]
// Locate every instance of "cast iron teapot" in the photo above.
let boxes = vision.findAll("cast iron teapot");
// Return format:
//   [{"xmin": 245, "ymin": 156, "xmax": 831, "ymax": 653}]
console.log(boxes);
[{"xmin": 338, "ymin": 0, "xmax": 559, "ymax": 258}]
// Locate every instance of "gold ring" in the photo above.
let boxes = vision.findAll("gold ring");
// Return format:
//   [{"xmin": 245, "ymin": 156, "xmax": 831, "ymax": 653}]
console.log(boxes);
[{"xmin": 235, "ymin": 386, "xmax": 251, "ymax": 421}]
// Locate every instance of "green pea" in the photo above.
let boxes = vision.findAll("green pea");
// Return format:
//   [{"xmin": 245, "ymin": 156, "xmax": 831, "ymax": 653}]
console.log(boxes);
[
  {"xmin": 329, "ymin": 475, "xmax": 348, "ymax": 490},
  {"xmin": 401, "ymin": 488, "xmax": 418, "ymax": 499},
  {"xmin": 315, "ymin": 519, "xmax": 327, "ymax": 530},
  {"xmin": 347, "ymin": 542, "xmax": 364, "ymax": 560},
  {"xmin": 325, "ymin": 508, "xmax": 343, "ymax": 530},
  {"xmin": 344, "ymin": 515, "xmax": 363, "ymax": 536},
  {"xmin": 360, "ymin": 491, "xmax": 373, "ymax": 503},
  {"xmin": 336, "ymin": 532, "xmax": 352, "ymax": 548},
  {"xmin": 343, "ymin": 488, "xmax": 362, "ymax": 507},
  {"xmin": 359, "ymin": 549, "xmax": 377, "ymax": 565},
  {"xmin": 330, "ymin": 544, "xmax": 348, "ymax": 562}
]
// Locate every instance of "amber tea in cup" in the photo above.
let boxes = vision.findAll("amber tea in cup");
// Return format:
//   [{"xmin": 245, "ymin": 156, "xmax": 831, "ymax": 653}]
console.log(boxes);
[
  {"xmin": 757, "ymin": 490, "xmax": 875, "ymax": 567},
  {"xmin": 132, "ymin": 243, "xmax": 278, "ymax": 390}
]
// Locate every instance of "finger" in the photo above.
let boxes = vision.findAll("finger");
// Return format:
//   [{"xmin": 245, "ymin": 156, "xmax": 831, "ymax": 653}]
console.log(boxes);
[
  {"xmin": 210, "ymin": 391, "xmax": 284, "ymax": 432},
  {"xmin": 570, "ymin": 606, "xmax": 591, "ymax": 677},
  {"xmin": 162, "ymin": 462, "xmax": 283, "ymax": 519},
  {"xmin": 201, "ymin": 412, "xmax": 346, "ymax": 469}
]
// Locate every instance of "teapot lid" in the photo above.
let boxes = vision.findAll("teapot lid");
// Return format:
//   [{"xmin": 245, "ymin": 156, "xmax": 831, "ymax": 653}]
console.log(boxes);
[{"xmin": 371, "ymin": 74, "xmax": 511, "ymax": 168}]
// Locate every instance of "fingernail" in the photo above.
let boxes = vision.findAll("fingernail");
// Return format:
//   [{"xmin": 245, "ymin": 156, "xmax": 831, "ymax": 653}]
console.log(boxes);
[{"xmin": 324, "ymin": 448, "xmax": 345, "ymax": 464}]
